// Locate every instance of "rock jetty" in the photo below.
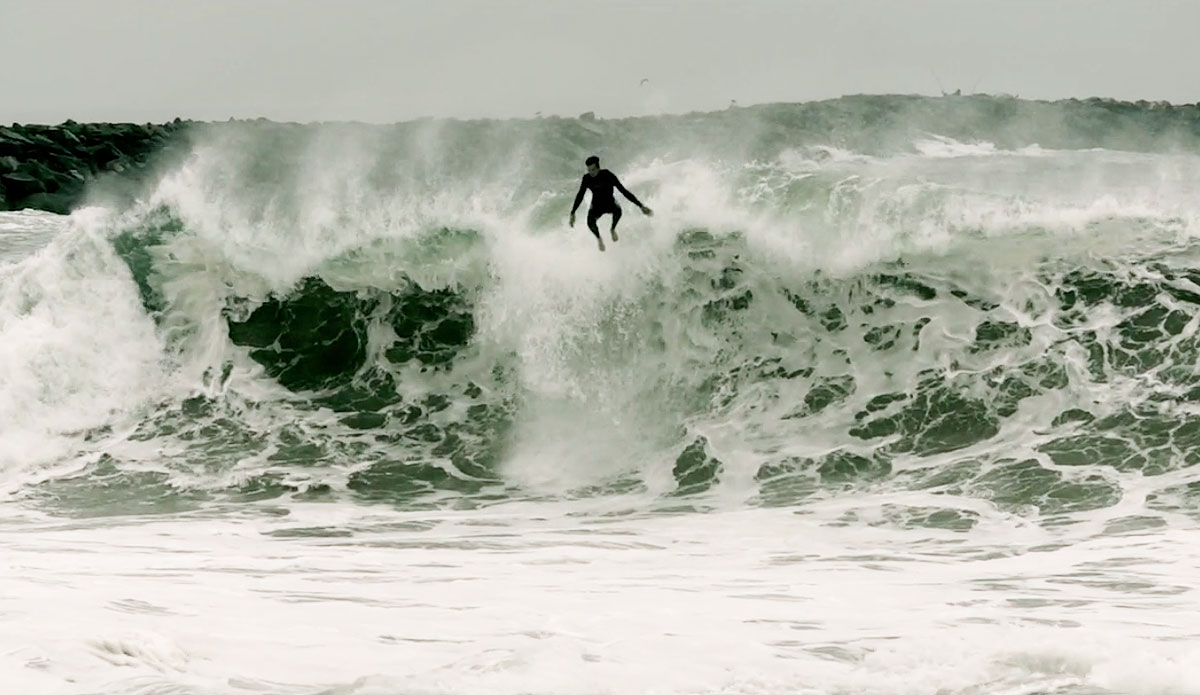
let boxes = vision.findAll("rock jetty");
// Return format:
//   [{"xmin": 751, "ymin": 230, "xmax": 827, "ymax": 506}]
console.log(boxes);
[{"xmin": 0, "ymin": 120, "xmax": 190, "ymax": 214}]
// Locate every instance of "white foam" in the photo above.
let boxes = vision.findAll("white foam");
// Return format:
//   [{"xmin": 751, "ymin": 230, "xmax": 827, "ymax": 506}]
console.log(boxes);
[
  {"xmin": 1, "ymin": 505, "xmax": 1198, "ymax": 694},
  {"xmin": 0, "ymin": 211, "xmax": 168, "ymax": 483},
  {"xmin": 913, "ymin": 134, "xmax": 1000, "ymax": 158}
]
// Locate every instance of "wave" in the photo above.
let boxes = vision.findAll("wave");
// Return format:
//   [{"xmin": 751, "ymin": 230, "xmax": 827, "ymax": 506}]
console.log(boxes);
[{"xmin": 7, "ymin": 95, "xmax": 1200, "ymax": 520}]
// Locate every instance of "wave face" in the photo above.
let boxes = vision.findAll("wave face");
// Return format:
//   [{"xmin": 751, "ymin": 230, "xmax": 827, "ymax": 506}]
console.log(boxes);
[{"xmin": 7, "ymin": 95, "xmax": 1200, "ymax": 522}]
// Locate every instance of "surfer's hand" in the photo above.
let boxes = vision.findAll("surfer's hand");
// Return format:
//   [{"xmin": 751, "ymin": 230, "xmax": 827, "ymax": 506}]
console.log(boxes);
[
  {"xmin": 569, "ymin": 212, "xmax": 575, "ymax": 227},
  {"xmin": 641, "ymin": 206, "xmax": 653, "ymax": 217}
]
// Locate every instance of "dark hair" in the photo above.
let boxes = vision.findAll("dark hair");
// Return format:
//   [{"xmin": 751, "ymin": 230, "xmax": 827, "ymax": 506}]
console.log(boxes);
[{"xmin": 585, "ymin": 155, "xmax": 599, "ymax": 167}]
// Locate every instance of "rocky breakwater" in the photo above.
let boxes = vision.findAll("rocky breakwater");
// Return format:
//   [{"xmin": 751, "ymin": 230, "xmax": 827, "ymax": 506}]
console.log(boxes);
[{"xmin": 0, "ymin": 120, "xmax": 190, "ymax": 214}]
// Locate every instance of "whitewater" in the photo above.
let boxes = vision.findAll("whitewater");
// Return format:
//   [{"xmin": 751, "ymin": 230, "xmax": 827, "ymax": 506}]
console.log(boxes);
[{"xmin": 3, "ymin": 96, "xmax": 1200, "ymax": 694}]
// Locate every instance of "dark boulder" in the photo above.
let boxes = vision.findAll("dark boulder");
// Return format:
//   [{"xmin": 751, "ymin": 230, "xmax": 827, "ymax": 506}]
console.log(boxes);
[
  {"xmin": 16, "ymin": 191, "xmax": 75, "ymax": 214},
  {"xmin": 1, "ymin": 169, "xmax": 46, "ymax": 199},
  {"xmin": 0, "ymin": 126, "xmax": 33, "ymax": 145}
]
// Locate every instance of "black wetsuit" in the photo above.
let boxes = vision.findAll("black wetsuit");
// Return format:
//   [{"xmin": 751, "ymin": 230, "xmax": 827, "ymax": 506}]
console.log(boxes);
[{"xmin": 571, "ymin": 170, "xmax": 643, "ymax": 236}]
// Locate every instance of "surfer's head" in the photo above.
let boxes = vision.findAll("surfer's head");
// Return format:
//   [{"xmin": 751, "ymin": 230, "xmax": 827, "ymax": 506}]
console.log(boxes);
[{"xmin": 585, "ymin": 155, "xmax": 600, "ymax": 177}]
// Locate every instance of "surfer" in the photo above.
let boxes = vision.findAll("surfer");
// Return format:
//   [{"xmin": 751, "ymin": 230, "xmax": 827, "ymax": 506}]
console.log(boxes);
[{"xmin": 569, "ymin": 156, "xmax": 653, "ymax": 252}]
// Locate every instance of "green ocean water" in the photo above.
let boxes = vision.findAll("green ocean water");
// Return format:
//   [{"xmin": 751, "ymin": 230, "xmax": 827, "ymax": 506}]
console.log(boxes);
[{"xmin": 7, "ymin": 95, "xmax": 1200, "ymax": 526}]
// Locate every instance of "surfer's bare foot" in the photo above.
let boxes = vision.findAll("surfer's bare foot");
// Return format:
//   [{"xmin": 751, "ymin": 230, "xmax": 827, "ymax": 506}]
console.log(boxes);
[
  {"xmin": 610, "ymin": 229, "xmax": 619, "ymax": 242},
  {"xmin": 597, "ymin": 238, "xmax": 606, "ymax": 252}
]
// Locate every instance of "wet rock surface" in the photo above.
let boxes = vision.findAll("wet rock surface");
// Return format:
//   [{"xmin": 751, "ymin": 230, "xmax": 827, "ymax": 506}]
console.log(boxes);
[{"xmin": 0, "ymin": 120, "xmax": 191, "ymax": 214}]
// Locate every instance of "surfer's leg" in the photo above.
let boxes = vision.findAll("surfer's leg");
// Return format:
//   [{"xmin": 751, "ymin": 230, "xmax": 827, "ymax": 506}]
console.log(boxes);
[
  {"xmin": 586, "ymin": 208, "xmax": 602, "ymax": 238},
  {"xmin": 610, "ymin": 205, "xmax": 622, "ymax": 242},
  {"xmin": 587, "ymin": 208, "xmax": 606, "ymax": 252}
]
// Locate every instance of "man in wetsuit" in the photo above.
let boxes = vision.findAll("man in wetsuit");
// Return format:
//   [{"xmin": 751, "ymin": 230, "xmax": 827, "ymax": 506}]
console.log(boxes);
[{"xmin": 569, "ymin": 155, "xmax": 653, "ymax": 252}]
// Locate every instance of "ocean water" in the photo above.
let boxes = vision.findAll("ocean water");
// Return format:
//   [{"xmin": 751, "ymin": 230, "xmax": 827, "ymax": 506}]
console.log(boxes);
[{"xmin": 3, "ymin": 99, "xmax": 1200, "ymax": 694}]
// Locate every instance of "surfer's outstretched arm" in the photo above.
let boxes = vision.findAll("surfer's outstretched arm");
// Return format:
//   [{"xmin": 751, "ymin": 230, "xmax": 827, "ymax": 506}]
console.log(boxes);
[
  {"xmin": 569, "ymin": 177, "xmax": 587, "ymax": 226},
  {"xmin": 613, "ymin": 174, "xmax": 652, "ymax": 215}
]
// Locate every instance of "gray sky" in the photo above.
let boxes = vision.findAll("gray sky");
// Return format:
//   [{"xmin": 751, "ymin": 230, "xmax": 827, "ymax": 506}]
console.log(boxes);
[{"xmin": 2, "ymin": 0, "xmax": 1198, "ymax": 124}]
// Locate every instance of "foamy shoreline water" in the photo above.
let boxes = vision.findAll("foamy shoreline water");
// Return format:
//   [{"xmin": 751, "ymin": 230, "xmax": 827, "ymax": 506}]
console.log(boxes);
[{"xmin": 2, "ymin": 501, "xmax": 1198, "ymax": 695}]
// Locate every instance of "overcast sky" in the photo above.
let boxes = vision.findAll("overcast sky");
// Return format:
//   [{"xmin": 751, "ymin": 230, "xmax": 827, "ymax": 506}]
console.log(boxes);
[{"xmin": 2, "ymin": 0, "xmax": 1198, "ymax": 124}]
